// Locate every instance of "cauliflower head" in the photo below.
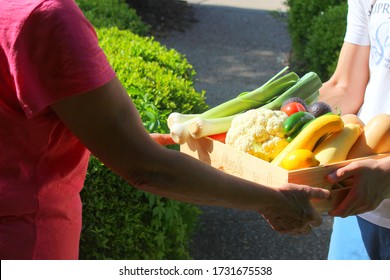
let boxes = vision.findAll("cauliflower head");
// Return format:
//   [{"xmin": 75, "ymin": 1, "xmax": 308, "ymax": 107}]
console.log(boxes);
[{"xmin": 226, "ymin": 108, "xmax": 289, "ymax": 162}]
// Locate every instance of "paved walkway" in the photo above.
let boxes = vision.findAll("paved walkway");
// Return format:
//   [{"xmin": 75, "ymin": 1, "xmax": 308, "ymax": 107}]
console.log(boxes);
[
  {"xmin": 158, "ymin": 0, "xmax": 333, "ymax": 260},
  {"xmin": 186, "ymin": 0, "xmax": 287, "ymax": 11}
]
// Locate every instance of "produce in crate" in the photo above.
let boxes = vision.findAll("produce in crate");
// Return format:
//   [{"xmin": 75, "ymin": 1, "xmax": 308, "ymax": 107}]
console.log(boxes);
[
  {"xmin": 275, "ymin": 112, "xmax": 388, "ymax": 170},
  {"xmin": 283, "ymin": 111, "xmax": 316, "ymax": 141},
  {"xmin": 307, "ymin": 101, "xmax": 333, "ymax": 117},
  {"xmin": 167, "ymin": 113, "xmax": 198, "ymax": 129},
  {"xmin": 281, "ymin": 149, "xmax": 320, "ymax": 170},
  {"xmin": 193, "ymin": 68, "xmax": 297, "ymax": 119},
  {"xmin": 281, "ymin": 96, "xmax": 308, "ymax": 111},
  {"xmin": 280, "ymin": 101, "xmax": 306, "ymax": 116},
  {"xmin": 347, "ymin": 113, "xmax": 390, "ymax": 159},
  {"xmin": 313, "ymin": 123, "xmax": 362, "ymax": 164},
  {"xmin": 208, "ymin": 132, "xmax": 227, "ymax": 143},
  {"xmin": 341, "ymin": 114, "xmax": 365, "ymax": 130},
  {"xmin": 261, "ymin": 71, "xmax": 321, "ymax": 110},
  {"xmin": 188, "ymin": 114, "xmax": 238, "ymax": 139},
  {"xmin": 168, "ymin": 67, "xmax": 298, "ymax": 144},
  {"xmin": 271, "ymin": 114, "xmax": 344, "ymax": 166},
  {"xmin": 225, "ymin": 108, "xmax": 289, "ymax": 162},
  {"xmin": 168, "ymin": 67, "xmax": 322, "ymax": 144}
]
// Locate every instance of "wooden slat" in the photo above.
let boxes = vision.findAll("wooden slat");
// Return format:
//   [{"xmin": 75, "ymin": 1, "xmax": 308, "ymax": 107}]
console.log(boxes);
[{"xmin": 180, "ymin": 138, "xmax": 390, "ymax": 213}]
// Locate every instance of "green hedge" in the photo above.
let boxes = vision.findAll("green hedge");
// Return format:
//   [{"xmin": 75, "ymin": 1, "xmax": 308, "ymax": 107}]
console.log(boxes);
[
  {"xmin": 80, "ymin": 158, "xmax": 201, "ymax": 260},
  {"xmin": 97, "ymin": 27, "xmax": 208, "ymax": 131},
  {"xmin": 304, "ymin": 4, "xmax": 348, "ymax": 80},
  {"xmin": 76, "ymin": 0, "xmax": 149, "ymax": 35},
  {"xmin": 75, "ymin": 0, "xmax": 207, "ymax": 259},
  {"xmin": 286, "ymin": 0, "xmax": 347, "ymax": 79}
]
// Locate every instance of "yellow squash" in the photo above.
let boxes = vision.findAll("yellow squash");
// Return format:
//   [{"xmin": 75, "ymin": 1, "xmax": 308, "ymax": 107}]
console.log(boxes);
[
  {"xmin": 271, "ymin": 114, "xmax": 344, "ymax": 166},
  {"xmin": 281, "ymin": 149, "xmax": 320, "ymax": 170},
  {"xmin": 347, "ymin": 113, "xmax": 390, "ymax": 159},
  {"xmin": 313, "ymin": 123, "xmax": 362, "ymax": 164},
  {"xmin": 341, "ymin": 114, "xmax": 365, "ymax": 130}
]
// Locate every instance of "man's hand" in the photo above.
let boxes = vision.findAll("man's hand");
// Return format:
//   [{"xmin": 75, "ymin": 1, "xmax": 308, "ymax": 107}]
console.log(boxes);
[{"xmin": 260, "ymin": 184, "xmax": 330, "ymax": 235}]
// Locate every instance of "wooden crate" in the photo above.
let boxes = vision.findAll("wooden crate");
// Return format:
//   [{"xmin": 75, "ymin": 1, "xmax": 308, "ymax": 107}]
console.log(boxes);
[{"xmin": 180, "ymin": 137, "xmax": 389, "ymax": 213}]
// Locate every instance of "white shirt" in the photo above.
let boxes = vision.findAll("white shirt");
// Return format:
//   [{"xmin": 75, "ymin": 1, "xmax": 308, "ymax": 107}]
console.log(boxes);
[{"xmin": 345, "ymin": 0, "xmax": 390, "ymax": 228}]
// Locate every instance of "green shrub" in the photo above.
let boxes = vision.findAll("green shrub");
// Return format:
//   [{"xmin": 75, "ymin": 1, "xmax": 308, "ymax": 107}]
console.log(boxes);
[
  {"xmin": 75, "ymin": 0, "xmax": 149, "ymax": 35},
  {"xmin": 80, "ymin": 158, "xmax": 201, "ymax": 260},
  {"xmin": 286, "ymin": 0, "xmax": 347, "ymax": 75},
  {"xmin": 304, "ymin": 4, "xmax": 348, "ymax": 81},
  {"xmin": 97, "ymin": 27, "xmax": 208, "ymax": 131}
]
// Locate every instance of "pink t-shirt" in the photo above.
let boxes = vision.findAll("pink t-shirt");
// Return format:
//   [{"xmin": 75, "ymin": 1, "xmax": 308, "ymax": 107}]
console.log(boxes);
[{"xmin": 0, "ymin": 0, "xmax": 116, "ymax": 259}]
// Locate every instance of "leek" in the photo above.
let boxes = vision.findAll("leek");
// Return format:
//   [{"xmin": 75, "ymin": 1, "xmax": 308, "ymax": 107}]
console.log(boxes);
[
  {"xmin": 261, "ymin": 72, "xmax": 322, "ymax": 110},
  {"xmin": 189, "ymin": 114, "xmax": 239, "ymax": 139},
  {"xmin": 170, "ymin": 67, "xmax": 299, "ymax": 144},
  {"xmin": 200, "ymin": 67, "xmax": 298, "ymax": 119},
  {"xmin": 167, "ymin": 112, "xmax": 199, "ymax": 129}
]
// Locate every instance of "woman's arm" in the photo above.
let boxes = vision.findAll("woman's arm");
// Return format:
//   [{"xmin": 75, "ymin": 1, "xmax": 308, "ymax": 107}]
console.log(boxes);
[
  {"xmin": 319, "ymin": 42, "xmax": 370, "ymax": 114},
  {"xmin": 50, "ymin": 77, "xmax": 329, "ymax": 234}
]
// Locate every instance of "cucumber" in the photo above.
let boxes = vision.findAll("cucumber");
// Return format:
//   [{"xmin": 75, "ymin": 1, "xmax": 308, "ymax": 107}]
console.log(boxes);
[{"xmin": 283, "ymin": 111, "xmax": 315, "ymax": 137}]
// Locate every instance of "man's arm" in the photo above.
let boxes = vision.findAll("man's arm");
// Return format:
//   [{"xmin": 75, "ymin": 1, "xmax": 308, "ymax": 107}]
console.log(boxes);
[
  {"xmin": 50, "ymin": 77, "xmax": 329, "ymax": 233},
  {"xmin": 319, "ymin": 42, "xmax": 370, "ymax": 114}
]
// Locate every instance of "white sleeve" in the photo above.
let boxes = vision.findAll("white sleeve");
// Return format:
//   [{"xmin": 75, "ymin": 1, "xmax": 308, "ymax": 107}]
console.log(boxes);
[{"xmin": 344, "ymin": 0, "xmax": 371, "ymax": 45}]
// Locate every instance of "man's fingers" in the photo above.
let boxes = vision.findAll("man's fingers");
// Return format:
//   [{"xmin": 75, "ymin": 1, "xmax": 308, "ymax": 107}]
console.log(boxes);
[{"xmin": 309, "ymin": 187, "xmax": 331, "ymax": 200}]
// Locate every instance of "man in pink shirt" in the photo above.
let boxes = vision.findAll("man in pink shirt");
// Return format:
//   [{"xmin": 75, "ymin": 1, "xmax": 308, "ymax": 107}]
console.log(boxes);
[{"xmin": 0, "ymin": 0, "xmax": 329, "ymax": 259}]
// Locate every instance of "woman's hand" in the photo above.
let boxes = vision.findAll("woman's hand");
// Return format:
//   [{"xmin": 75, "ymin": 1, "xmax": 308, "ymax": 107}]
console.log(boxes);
[
  {"xmin": 326, "ymin": 157, "xmax": 390, "ymax": 217},
  {"xmin": 260, "ymin": 184, "xmax": 330, "ymax": 235}
]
